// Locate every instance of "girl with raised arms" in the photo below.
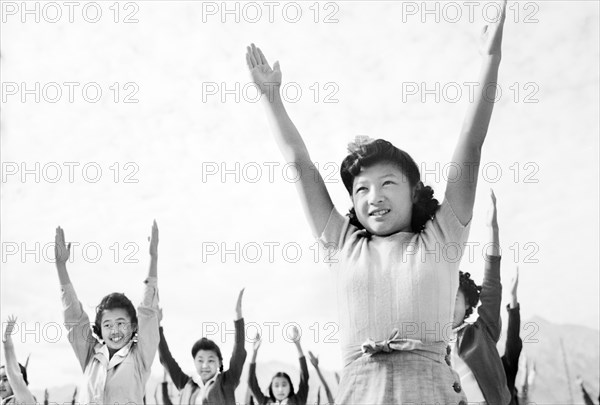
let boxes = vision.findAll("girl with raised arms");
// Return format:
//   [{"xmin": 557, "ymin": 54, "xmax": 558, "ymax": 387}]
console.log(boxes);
[{"xmin": 245, "ymin": 1, "xmax": 507, "ymax": 402}]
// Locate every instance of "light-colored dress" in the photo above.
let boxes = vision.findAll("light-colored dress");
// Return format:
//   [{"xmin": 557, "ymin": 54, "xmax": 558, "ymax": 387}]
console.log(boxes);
[{"xmin": 319, "ymin": 199, "xmax": 470, "ymax": 404}]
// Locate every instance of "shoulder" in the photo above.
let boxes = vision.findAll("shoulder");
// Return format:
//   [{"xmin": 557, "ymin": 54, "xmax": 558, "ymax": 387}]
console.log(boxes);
[{"xmin": 419, "ymin": 198, "xmax": 470, "ymax": 244}]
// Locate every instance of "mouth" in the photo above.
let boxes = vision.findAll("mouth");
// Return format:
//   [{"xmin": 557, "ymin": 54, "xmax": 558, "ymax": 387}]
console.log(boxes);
[
  {"xmin": 369, "ymin": 208, "xmax": 390, "ymax": 217},
  {"xmin": 109, "ymin": 335, "xmax": 124, "ymax": 344}
]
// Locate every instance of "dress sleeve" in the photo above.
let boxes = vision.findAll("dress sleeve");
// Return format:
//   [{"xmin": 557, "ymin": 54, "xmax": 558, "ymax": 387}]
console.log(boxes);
[
  {"xmin": 222, "ymin": 318, "xmax": 247, "ymax": 387},
  {"xmin": 61, "ymin": 283, "xmax": 96, "ymax": 371},
  {"xmin": 317, "ymin": 207, "xmax": 356, "ymax": 267},
  {"xmin": 425, "ymin": 198, "xmax": 471, "ymax": 245},
  {"xmin": 477, "ymin": 255, "xmax": 503, "ymax": 342},
  {"xmin": 136, "ymin": 276, "xmax": 160, "ymax": 372},
  {"xmin": 158, "ymin": 326, "xmax": 190, "ymax": 390},
  {"xmin": 248, "ymin": 363, "xmax": 268, "ymax": 404},
  {"xmin": 295, "ymin": 356, "xmax": 309, "ymax": 405},
  {"xmin": 503, "ymin": 303, "xmax": 523, "ymax": 371}
]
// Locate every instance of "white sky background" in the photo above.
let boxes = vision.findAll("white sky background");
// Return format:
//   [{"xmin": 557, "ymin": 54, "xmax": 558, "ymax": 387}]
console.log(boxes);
[{"xmin": 1, "ymin": 0, "xmax": 598, "ymax": 389}]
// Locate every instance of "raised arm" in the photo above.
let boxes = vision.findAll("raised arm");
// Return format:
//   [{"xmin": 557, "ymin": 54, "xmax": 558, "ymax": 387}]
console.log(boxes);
[
  {"xmin": 55, "ymin": 226, "xmax": 95, "ymax": 370},
  {"xmin": 54, "ymin": 226, "xmax": 72, "ymax": 286},
  {"xmin": 503, "ymin": 267, "xmax": 522, "ymax": 373},
  {"xmin": 478, "ymin": 190, "xmax": 503, "ymax": 341},
  {"xmin": 308, "ymin": 351, "xmax": 334, "ymax": 404},
  {"xmin": 224, "ymin": 289, "xmax": 247, "ymax": 385},
  {"xmin": 248, "ymin": 333, "xmax": 268, "ymax": 404},
  {"xmin": 445, "ymin": 0, "xmax": 507, "ymax": 224},
  {"xmin": 137, "ymin": 220, "xmax": 161, "ymax": 371},
  {"xmin": 158, "ymin": 324, "xmax": 190, "ymax": 391},
  {"xmin": 246, "ymin": 44, "xmax": 334, "ymax": 237},
  {"xmin": 289, "ymin": 326, "xmax": 309, "ymax": 404},
  {"xmin": 2, "ymin": 316, "xmax": 36, "ymax": 404},
  {"xmin": 148, "ymin": 220, "xmax": 158, "ymax": 279}
]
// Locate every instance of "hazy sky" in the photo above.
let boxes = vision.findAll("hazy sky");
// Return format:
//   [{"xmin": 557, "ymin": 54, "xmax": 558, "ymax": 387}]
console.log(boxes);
[{"xmin": 1, "ymin": 0, "xmax": 598, "ymax": 389}]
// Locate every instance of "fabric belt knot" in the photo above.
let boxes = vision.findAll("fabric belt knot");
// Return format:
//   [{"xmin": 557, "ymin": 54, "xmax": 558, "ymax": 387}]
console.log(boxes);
[{"xmin": 361, "ymin": 328, "xmax": 426, "ymax": 355}]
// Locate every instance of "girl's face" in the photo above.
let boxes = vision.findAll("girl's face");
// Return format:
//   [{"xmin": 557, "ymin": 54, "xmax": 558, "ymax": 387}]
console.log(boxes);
[
  {"xmin": 194, "ymin": 350, "xmax": 220, "ymax": 383},
  {"xmin": 0, "ymin": 368, "xmax": 14, "ymax": 399},
  {"xmin": 100, "ymin": 308, "xmax": 135, "ymax": 353},
  {"xmin": 453, "ymin": 290, "xmax": 469, "ymax": 328},
  {"xmin": 271, "ymin": 377, "xmax": 291, "ymax": 401},
  {"xmin": 352, "ymin": 162, "xmax": 415, "ymax": 236}
]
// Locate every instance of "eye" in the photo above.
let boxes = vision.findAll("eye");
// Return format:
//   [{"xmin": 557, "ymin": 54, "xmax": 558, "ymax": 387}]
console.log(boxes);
[
  {"xmin": 382, "ymin": 180, "xmax": 395, "ymax": 186},
  {"xmin": 354, "ymin": 186, "xmax": 367, "ymax": 194}
]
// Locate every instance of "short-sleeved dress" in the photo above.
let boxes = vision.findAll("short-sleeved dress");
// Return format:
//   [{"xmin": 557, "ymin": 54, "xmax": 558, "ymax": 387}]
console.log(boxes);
[{"xmin": 319, "ymin": 199, "xmax": 470, "ymax": 404}]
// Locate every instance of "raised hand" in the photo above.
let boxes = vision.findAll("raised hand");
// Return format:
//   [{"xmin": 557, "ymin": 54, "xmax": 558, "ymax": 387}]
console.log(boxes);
[
  {"xmin": 235, "ymin": 288, "xmax": 245, "ymax": 320},
  {"xmin": 54, "ymin": 226, "xmax": 71, "ymax": 264},
  {"xmin": 157, "ymin": 307, "xmax": 164, "ymax": 325},
  {"xmin": 486, "ymin": 189, "xmax": 498, "ymax": 229},
  {"xmin": 246, "ymin": 43, "xmax": 282, "ymax": 98},
  {"xmin": 288, "ymin": 325, "xmax": 301, "ymax": 343},
  {"xmin": 252, "ymin": 332, "xmax": 262, "ymax": 352},
  {"xmin": 509, "ymin": 266, "xmax": 519, "ymax": 307},
  {"xmin": 3, "ymin": 315, "xmax": 17, "ymax": 343},
  {"xmin": 149, "ymin": 220, "xmax": 159, "ymax": 257},
  {"xmin": 480, "ymin": 0, "xmax": 507, "ymax": 58},
  {"xmin": 308, "ymin": 351, "xmax": 319, "ymax": 368}
]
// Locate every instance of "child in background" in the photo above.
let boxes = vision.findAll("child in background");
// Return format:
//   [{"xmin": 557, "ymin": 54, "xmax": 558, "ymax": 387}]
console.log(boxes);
[
  {"xmin": 452, "ymin": 190, "xmax": 511, "ymax": 404},
  {"xmin": 1, "ymin": 316, "xmax": 35, "ymax": 405},
  {"xmin": 246, "ymin": 0, "xmax": 507, "ymax": 401},
  {"xmin": 248, "ymin": 327, "xmax": 309, "ymax": 405},
  {"xmin": 54, "ymin": 221, "xmax": 160, "ymax": 405},
  {"xmin": 158, "ymin": 289, "xmax": 246, "ymax": 404}
]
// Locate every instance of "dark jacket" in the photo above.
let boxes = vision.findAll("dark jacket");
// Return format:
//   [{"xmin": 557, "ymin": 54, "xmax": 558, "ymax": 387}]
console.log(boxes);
[
  {"xmin": 502, "ymin": 303, "xmax": 523, "ymax": 405},
  {"xmin": 456, "ymin": 255, "xmax": 511, "ymax": 405},
  {"xmin": 159, "ymin": 319, "xmax": 247, "ymax": 404}
]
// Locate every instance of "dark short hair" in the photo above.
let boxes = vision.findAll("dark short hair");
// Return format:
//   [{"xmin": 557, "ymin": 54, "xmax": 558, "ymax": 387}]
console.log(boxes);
[
  {"xmin": 459, "ymin": 271, "xmax": 482, "ymax": 320},
  {"xmin": 340, "ymin": 138, "xmax": 439, "ymax": 232},
  {"xmin": 0, "ymin": 363, "xmax": 28, "ymax": 385},
  {"xmin": 191, "ymin": 338, "xmax": 224, "ymax": 372},
  {"xmin": 268, "ymin": 372, "xmax": 294, "ymax": 401},
  {"xmin": 92, "ymin": 293, "xmax": 138, "ymax": 338}
]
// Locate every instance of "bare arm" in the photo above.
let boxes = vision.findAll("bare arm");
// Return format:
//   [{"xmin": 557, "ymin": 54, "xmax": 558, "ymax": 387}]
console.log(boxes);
[
  {"xmin": 308, "ymin": 351, "xmax": 334, "ymax": 404},
  {"xmin": 445, "ymin": 0, "xmax": 507, "ymax": 224},
  {"xmin": 2, "ymin": 316, "xmax": 36, "ymax": 404},
  {"xmin": 246, "ymin": 44, "xmax": 334, "ymax": 237}
]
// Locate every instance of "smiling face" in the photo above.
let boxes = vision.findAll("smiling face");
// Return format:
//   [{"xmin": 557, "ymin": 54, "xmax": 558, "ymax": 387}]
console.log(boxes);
[
  {"xmin": 194, "ymin": 350, "xmax": 220, "ymax": 383},
  {"xmin": 100, "ymin": 308, "xmax": 135, "ymax": 354},
  {"xmin": 271, "ymin": 376, "xmax": 291, "ymax": 401},
  {"xmin": 352, "ymin": 162, "xmax": 416, "ymax": 236},
  {"xmin": 0, "ymin": 367, "xmax": 13, "ymax": 399}
]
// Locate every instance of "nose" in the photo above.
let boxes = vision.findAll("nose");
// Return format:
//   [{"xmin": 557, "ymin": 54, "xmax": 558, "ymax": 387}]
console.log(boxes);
[{"xmin": 368, "ymin": 188, "xmax": 384, "ymax": 205}]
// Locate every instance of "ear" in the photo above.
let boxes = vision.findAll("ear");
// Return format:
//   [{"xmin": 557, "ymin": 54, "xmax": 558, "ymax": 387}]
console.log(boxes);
[{"xmin": 411, "ymin": 181, "xmax": 423, "ymax": 204}]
